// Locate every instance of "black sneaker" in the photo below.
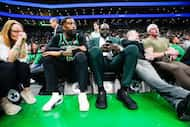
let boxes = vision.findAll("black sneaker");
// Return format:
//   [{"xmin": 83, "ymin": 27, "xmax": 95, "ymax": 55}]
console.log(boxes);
[
  {"xmin": 96, "ymin": 89, "xmax": 107, "ymax": 109},
  {"xmin": 117, "ymin": 89, "xmax": 137, "ymax": 110},
  {"xmin": 177, "ymin": 94, "xmax": 190, "ymax": 121}
]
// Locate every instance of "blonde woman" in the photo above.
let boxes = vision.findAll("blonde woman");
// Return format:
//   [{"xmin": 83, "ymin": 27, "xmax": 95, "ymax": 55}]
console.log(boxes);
[{"xmin": 0, "ymin": 20, "xmax": 36, "ymax": 115}]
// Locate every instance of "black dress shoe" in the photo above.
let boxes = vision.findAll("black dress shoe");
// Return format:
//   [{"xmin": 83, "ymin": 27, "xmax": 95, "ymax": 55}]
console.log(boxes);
[
  {"xmin": 96, "ymin": 89, "xmax": 107, "ymax": 109},
  {"xmin": 177, "ymin": 94, "xmax": 190, "ymax": 121},
  {"xmin": 117, "ymin": 89, "xmax": 137, "ymax": 110}
]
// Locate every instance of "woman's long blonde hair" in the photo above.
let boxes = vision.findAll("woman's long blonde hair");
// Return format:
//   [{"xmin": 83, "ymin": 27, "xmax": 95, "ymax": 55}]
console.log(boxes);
[{"xmin": 0, "ymin": 20, "xmax": 23, "ymax": 47}]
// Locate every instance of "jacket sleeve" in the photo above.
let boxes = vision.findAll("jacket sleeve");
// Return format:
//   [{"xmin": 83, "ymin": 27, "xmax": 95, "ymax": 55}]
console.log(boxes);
[
  {"xmin": 78, "ymin": 33, "xmax": 88, "ymax": 51},
  {"xmin": 46, "ymin": 34, "xmax": 60, "ymax": 48},
  {"xmin": 88, "ymin": 38, "xmax": 99, "ymax": 49}
]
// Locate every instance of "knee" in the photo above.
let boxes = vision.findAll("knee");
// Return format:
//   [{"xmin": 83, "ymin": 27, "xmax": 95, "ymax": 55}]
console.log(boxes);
[
  {"xmin": 6, "ymin": 63, "xmax": 15, "ymax": 71},
  {"xmin": 75, "ymin": 52, "xmax": 87, "ymax": 63},
  {"xmin": 21, "ymin": 63, "xmax": 30, "ymax": 72},
  {"xmin": 123, "ymin": 45, "xmax": 139, "ymax": 56},
  {"xmin": 2, "ymin": 62, "xmax": 15, "ymax": 73},
  {"xmin": 88, "ymin": 47, "xmax": 102, "ymax": 59}
]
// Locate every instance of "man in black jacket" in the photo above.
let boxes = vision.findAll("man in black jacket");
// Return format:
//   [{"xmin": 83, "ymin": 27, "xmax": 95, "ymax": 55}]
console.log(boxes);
[
  {"xmin": 49, "ymin": 17, "xmax": 63, "ymax": 36},
  {"xmin": 42, "ymin": 17, "xmax": 89, "ymax": 112}
]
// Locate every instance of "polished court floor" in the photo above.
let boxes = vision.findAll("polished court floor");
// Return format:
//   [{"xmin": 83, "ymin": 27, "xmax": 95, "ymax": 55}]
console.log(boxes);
[{"xmin": 0, "ymin": 93, "xmax": 189, "ymax": 127}]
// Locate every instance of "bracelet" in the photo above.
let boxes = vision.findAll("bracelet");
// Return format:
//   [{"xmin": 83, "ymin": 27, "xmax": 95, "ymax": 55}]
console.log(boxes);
[
  {"xmin": 20, "ymin": 50, "xmax": 26, "ymax": 54},
  {"xmin": 14, "ymin": 47, "xmax": 20, "ymax": 51}
]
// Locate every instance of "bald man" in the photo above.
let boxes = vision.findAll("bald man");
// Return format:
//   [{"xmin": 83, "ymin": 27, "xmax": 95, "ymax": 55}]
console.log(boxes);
[
  {"xmin": 124, "ymin": 30, "xmax": 190, "ymax": 121},
  {"xmin": 88, "ymin": 23, "xmax": 139, "ymax": 110}
]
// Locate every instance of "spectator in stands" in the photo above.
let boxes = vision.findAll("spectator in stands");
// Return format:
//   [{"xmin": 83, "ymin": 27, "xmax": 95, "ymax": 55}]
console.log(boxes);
[
  {"xmin": 124, "ymin": 30, "xmax": 190, "ymax": 121},
  {"xmin": 182, "ymin": 34, "xmax": 190, "ymax": 50},
  {"xmin": 143, "ymin": 24, "xmax": 190, "ymax": 91},
  {"xmin": 49, "ymin": 17, "xmax": 63, "ymax": 36},
  {"xmin": 27, "ymin": 41, "xmax": 45, "ymax": 93},
  {"xmin": 42, "ymin": 17, "xmax": 89, "ymax": 112},
  {"xmin": 88, "ymin": 23, "xmax": 139, "ymax": 110},
  {"xmin": 90, "ymin": 21, "xmax": 100, "ymax": 39},
  {"xmin": 169, "ymin": 35, "xmax": 185, "ymax": 61},
  {"xmin": 27, "ymin": 41, "xmax": 42, "ymax": 67},
  {"xmin": 0, "ymin": 20, "xmax": 36, "ymax": 115}
]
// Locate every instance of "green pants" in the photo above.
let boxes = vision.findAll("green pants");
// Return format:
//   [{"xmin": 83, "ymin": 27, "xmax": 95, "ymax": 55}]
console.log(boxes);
[{"xmin": 88, "ymin": 45, "xmax": 139, "ymax": 87}]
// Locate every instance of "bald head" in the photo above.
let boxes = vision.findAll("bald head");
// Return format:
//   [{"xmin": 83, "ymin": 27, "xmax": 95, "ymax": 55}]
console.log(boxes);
[
  {"xmin": 126, "ymin": 30, "xmax": 139, "ymax": 41},
  {"xmin": 100, "ymin": 23, "xmax": 110, "ymax": 30},
  {"xmin": 100, "ymin": 23, "xmax": 110, "ymax": 38}
]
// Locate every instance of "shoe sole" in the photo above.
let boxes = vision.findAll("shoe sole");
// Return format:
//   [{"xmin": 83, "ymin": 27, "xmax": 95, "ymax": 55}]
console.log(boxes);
[
  {"xmin": 95, "ymin": 103, "xmax": 107, "ymax": 109},
  {"xmin": 95, "ymin": 94, "xmax": 107, "ymax": 109}
]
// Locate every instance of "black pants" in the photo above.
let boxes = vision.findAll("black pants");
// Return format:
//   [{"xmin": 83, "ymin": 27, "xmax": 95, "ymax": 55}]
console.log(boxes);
[
  {"xmin": 43, "ymin": 52, "xmax": 88, "ymax": 92},
  {"xmin": 88, "ymin": 45, "xmax": 139, "ymax": 87},
  {"xmin": 0, "ymin": 61, "xmax": 30, "ymax": 97}
]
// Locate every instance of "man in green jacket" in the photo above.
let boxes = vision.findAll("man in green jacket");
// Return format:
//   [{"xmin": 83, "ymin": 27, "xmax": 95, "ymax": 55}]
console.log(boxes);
[{"xmin": 88, "ymin": 23, "xmax": 139, "ymax": 109}]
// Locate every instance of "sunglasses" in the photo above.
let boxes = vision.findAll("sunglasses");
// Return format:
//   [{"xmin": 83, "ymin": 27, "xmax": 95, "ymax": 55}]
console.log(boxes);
[{"xmin": 11, "ymin": 30, "xmax": 23, "ymax": 33}]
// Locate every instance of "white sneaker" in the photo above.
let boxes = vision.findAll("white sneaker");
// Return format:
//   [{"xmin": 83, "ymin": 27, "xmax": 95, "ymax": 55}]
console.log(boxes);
[
  {"xmin": 42, "ymin": 92, "xmax": 63, "ymax": 111},
  {"xmin": 0, "ymin": 97, "xmax": 21, "ymax": 115},
  {"xmin": 78, "ymin": 92, "xmax": 89, "ymax": 111},
  {"xmin": 21, "ymin": 87, "xmax": 36, "ymax": 104}
]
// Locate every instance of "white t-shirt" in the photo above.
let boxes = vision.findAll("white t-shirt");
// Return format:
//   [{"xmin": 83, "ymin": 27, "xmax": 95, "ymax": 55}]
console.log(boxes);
[
  {"xmin": 99, "ymin": 37, "xmax": 113, "ymax": 59},
  {"xmin": 0, "ymin": 36, "xmax": 10, "ymax": 61},
  {"xmin": 0, "ymin": 35, "xmax": 27, "ymax": 62},
  {"xmin": 90, "ymin": 31, "xmax": 100, "ymax": 39}
]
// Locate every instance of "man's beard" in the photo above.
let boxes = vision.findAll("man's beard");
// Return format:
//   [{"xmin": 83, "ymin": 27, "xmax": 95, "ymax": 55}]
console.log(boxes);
[
  {"xmin": 100, "ymin": 32, "xmax": 109, "ymax": 38},
  {"xmin": 65, "ymin": 30, "xmax": 77, "ymax": 39}
]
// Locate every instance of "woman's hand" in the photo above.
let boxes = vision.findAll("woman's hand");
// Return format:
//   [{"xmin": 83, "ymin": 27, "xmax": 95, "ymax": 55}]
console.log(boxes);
[
  {"xmin": 18, "ymin": 32, "xmax": 27, "ymax": 41},
  {"xmin": 16, "ymin": 32, "xmax": 27, "ymax": 46}
]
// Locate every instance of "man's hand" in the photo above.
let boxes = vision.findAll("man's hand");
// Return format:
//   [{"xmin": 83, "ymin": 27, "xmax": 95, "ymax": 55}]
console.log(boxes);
[
  {"xmin": 165, "ymin": 47, "xmax": 179, "ymax": 56},
  {"xmin": 43, "ymin": 51, "xmax": 61, "ymax": 57},
  {"xmin": 43, "ymin": 50, "xmax": 73, "ymax": 57},
  {"xmin": 110, "ymin": 44, "xmax": 121, "ymax": 53},
  {"xmin": 65, "ymin": 45, "xmax": 87, "ymax": 52},
  {"xmin": 101, "ymin": 43, "xmax": 112, "ymax": 52},
  {"xmin": 62, "ymin": 50, "xmax": 73, "ymax": 56},
  {"xmin": 78, "ymin": 45, "xmax": 87, "ymax": 52},
  {"xmin": 145, "ymin": 53, "xmax": 155, "ymax": 61}
]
